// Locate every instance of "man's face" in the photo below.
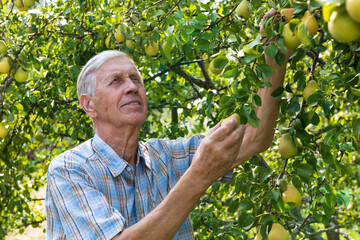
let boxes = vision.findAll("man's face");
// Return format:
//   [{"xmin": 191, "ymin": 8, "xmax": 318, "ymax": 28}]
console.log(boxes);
[{"xmin": 90, "ymin": 56, "xmax": 147, "ymax": 129}]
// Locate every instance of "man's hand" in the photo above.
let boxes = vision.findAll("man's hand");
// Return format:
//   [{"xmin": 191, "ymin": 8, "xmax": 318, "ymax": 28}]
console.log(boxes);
[{"xmin": 188, "ymin": 120, "xmax": 245, "ymax": 187}]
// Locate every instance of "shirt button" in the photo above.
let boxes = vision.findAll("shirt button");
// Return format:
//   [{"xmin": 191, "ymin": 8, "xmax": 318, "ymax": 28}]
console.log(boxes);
[{"xmin": 126, "ymin": 166, "xmax": 131, "ymax": 172}]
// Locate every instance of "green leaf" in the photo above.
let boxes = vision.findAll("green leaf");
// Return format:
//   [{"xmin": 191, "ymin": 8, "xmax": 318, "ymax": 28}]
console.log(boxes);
[
  {"xmin": 238, "ymin": 213, "xmax": 255, "ymax": 230},
  {"xmin": 265, "ymin": 43, "xmax": 278, "ymax": 60},
  {"xmin": 174, "ymin": 11, "xmax": 184, "ymax": 20},
  {"xmin": 212, "ymin": 54, "xmax": 229, "ymax": 70},
  {"xmin": 197, "ymin": 38, "xmax": 210, "ymax": 52}
]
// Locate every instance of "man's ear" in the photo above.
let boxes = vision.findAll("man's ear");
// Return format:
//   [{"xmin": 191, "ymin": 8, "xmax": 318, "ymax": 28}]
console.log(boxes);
[{"xmin": 79, "ymin": 94, "xmax": 97, "ymax": 118}]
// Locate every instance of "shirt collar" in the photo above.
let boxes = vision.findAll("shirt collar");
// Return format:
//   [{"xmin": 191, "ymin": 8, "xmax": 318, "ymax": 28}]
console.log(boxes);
[
  {"xmin": 138, "ymin": 142, "xmax": 151, "ymax": 170},
  {"xmin": 91, "ymin": 134, "xmax": 151, "ymax": 177}
]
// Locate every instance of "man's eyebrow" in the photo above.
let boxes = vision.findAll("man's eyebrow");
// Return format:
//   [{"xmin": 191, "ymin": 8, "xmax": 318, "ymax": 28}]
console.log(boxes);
[{"xmin": 105, "ymin": 71, "xmax": 124, "ymax": 81}]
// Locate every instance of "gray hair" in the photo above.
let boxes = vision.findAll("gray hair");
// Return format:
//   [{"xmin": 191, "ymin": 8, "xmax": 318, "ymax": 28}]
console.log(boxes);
[{"xmin": 76, "ymin": 50, "xmax": 132, "ymax": 99}]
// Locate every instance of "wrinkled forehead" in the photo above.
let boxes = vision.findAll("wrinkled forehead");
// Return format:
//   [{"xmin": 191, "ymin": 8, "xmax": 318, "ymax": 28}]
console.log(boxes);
[{"xmin": 94, "ymin": 56, "xmax": 142, "ymax": 83}]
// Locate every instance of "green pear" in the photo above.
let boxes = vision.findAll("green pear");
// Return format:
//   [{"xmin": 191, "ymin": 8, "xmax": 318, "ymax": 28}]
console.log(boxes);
[
  {"xmin": 0, "ymin": 57, "xmax": 11, "ymax": 74},
  {"xmin": 23, "ymin": 0, "xmax": 35, "ymax": 8},
  {"xmin": 268, "ymin": 223, "xmax": 289, "ymax": 240},
  {"xmin": 298, "ymin": 10, "xmax": 318, "ymax": 37},
  {"xmin": 144, "ymin": 41, "xmax": 159, "ymax": 56},
  {"xmin": 14, "ymin": 67, "xmax": 28, "ymax": 82},
  {"xmin": 222, "ymin": 113, "xmax": 240, "ymax": 127},
  {"xmin": 209, "ymin": 59, "xmax": 223, "ymax": 75},
  {"xmin": 105, "ymin": 34, "xmax": 115, "ymax": 48},
  {"xmin": 346, "ymin": 0, "xmax": 360, "ymax": 24},
  {"xmin": 255, "ymin": 229, "xmax": 267, "ymax": 240},
  {"xmin": 0, "ymin": 122, "xmax": 7, "ymax": 138},
  {"xmin": 303, "ymin": 80, "xmax": 319, "ymax": 102},
  {"xmin": 236, "ymin": 1, "xmax": 251, "ymax": 19},
  {"xmin": 126, "ymin": 39, "xmax": 135, "ymax": 50},
  {"xmin": 34, "ymin": 131, "xmax": 44, "ymax": 141},
  {"xmin": 328, "ymin": 9, "xmax": 360, "ymax": 43},
  {"xmin": 115, "ymin": 26, "xmax": 125, "ymax": 42},
  {"xmin": 278, "ymin": 133, "xmax": 298, "ymax": 159},
  {"xmin": 281, "ymin": 23, "xmax": 300, "ymax": 49},
  {"xmin": 13, "ymin": 0, "xmax": 29, "ymax": 11},
  {"xmin": 282, "ymin": 184, "xmax": 302, "ymax": 207},
  {"xmin": 0, "ymin": 40, "xmax": 7, "ymax": 55}
]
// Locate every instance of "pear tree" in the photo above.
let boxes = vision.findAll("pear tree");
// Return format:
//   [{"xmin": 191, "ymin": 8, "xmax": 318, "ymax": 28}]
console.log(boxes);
[{"xmin": 0, "ymin": 0, "xmax": 359, "ymax": 239}]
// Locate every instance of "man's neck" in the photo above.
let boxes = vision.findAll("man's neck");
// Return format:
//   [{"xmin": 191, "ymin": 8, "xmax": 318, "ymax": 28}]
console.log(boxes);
[{"xmin": 95, "ymin": 124, "xmax": 140, "ymax": 169}]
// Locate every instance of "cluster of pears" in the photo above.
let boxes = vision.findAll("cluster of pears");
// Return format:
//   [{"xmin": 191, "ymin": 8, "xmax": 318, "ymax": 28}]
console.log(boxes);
[
  {"xmin": 255, "ymin": 184, "xmax": 302, "ymax": 240},
  {"xmin": 325, "ymin": 0, "xmax": 360, "ymax": 43},
  {"xmin": 105, "ymin": 25, "xmax": 159, "ymax": 57},
  {"xmin": 278, "ymin": 79, "xmax": 320, "ymax": 158},
  {"xmin": 0, "ymin": 40, "xmax": 29, "ymax": 82},
  {"xmin": 13, "ymin": 0, "xmax": 36, "ymax": 12},
  {"xmin": 280, "ymin": 9, "xmax": 319, "ymax": 49},
  {"xmin": 0, "ymin": 40, "xmax": 11, "ymax": 75}
]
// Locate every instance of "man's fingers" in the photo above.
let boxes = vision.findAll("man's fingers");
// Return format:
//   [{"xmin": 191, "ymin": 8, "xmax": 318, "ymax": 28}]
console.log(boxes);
[
  {"xmin": 206, "ymin": 122, "xmax": 221, "ymax": 136},
  {"xmin": 210, "ymin": 119, "xmax": 239, "ymax": 141},
  {"xmin": 225, "ymin": 124, "xmax": 246, "ymax": 148}
]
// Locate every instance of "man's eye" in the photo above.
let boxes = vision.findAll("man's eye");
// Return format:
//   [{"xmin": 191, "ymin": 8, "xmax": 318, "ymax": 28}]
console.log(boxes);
[
  {"xmin": 132, "ymin": 78, "xmax": 139, "ymax": 82},
  {"xmin": 112, "ymin": 78, "xmax": 119, "ymax": 82}
]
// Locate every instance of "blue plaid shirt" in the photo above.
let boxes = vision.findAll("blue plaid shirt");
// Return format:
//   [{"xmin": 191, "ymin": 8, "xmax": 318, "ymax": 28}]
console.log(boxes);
[{"xmin": 46, "ymin": 134, "xmax": 204, "ymax": 239}]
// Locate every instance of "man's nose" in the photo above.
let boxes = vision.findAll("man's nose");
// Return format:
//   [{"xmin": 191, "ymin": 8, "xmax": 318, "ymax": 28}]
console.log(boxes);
[{"xmin": 124, "ymin": 78, "xmax": 138, "ymax": 94}]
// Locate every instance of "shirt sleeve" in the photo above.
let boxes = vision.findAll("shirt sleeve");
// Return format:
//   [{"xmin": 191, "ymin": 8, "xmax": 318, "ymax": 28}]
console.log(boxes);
[
  {"xmin": 46, "ymin": 162, "xmax": 125, "ymax": 240},
  {"xmin": 163, "ymin": 134, "xmax": 205, "ymax": 176}
]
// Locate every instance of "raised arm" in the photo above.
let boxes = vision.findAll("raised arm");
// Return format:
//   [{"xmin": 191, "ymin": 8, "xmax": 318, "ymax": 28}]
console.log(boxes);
[
  {"xmin": 233, "ymin": 9, "xmax": 293, "ymax": 166},
  {"xmin": 113, "ymin": 121, "xmax": 245, "ymax": 240}
]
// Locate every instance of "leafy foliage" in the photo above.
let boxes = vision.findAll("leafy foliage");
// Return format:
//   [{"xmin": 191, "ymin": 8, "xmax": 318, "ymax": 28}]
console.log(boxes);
[{"xmin": 0, "ymin": 0, "xmax": 359, "ymax": 239}]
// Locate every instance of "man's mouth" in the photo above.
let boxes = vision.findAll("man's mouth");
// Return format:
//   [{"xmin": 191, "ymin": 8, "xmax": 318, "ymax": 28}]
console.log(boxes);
[{"xmin": 122, "ymin": 101, "xmax": 141, "ymax": 107}]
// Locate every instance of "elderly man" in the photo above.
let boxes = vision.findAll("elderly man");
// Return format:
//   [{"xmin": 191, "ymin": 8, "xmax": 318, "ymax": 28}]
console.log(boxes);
[{"xmin": 46, "ymin": 12, "xmax": 290, "ymax": 240}]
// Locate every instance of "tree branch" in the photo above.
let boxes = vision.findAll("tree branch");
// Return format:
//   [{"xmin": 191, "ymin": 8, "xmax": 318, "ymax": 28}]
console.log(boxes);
[
  {"xmin": 197, "ymin": 57, "xmax": 212, "ymax": 84},
  {"xmin": 171, "ymin": 65, "xmax": 216, "ymax": 90}
]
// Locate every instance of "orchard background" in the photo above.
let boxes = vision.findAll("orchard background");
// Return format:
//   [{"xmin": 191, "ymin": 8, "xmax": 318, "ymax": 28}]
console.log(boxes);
[{"xmin": 1, "ymin": 0, "xmax": 360, "ymax": 239}]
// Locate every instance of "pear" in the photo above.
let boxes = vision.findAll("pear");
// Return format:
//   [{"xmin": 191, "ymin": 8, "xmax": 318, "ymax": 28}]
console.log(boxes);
[
  {"xmin": 281, "ymin": 23, "xmax": 300, "ymax": 49},
  {"xmin": 105, "ymin": 34, "xmax": 115, "ymax": 48},
  {"xmin": 328, "ymin": 9, "xmax": 360, "ymax": 43},
  {"xmin": 144, "ymin": 41, "xmax": 159, "ymax": 56},
  {"xmin": 0, "ymin": 40, "xmax": 7, "ymax": 55},
  {"xmin": 13, "ymin": 0, "xmax": 29, "ymax": 11},
  {"xmin": 255, "ymin": 229, "xmax": 267, "ymax": 240},
  {"xmin": 268, "ymin": 223, "xmax": 289, "ymax": 240},
  {"xmin": 14, "ymin": 67, "xmax": 28, "ymax": 83},
  {"xmin": 0, "ymin": 122, "xmax": 7, "ymax": 138},
  {"xmin": 298, "ymin": 10, "xmax": 318, "ymax": 37},
  {"xmin": 346, "ymin": 0, "xmax": 360, "ymax": 24},
  {"xmin": 115, "ymin": 26, "xmax": 125, "ymax": 42},
  {"xmin": 222, "ymin": 113, "xmax": 240, "ymax": 127},
  {"xmin": 34, "ymin": 131, "xmax": 44, "ymax": 141},
  {"xmin": 303, "ymin": 80, "xmax": 319, "ymax": 102},
  {"xmin": 0, "ymin": 57, "xmax": 11, "ymax": 74},
  {"xmin": 280, "ymin": 8, "xmax": 296, "ymax": 22},
  {"xmin": 282, "ymin": 184, "xmax": 302, "ymax": 207},
  {"xmin": 209, "ymin": 59, "xmax": 223, "ymax": 75},
  {"xmin": 236, "ymin": 1, "xmax": 251, "ymax": 19},
  {"xmin": 126, "ymin": 39, "xmax": 135, "ymax": 50},
  {"xmin": 23, "ymin": 0, "xmax": 35, "ymax": 8},
  {"xmin": 278, "ymin": 133, "xmax": 297, "ymax": 159}
]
